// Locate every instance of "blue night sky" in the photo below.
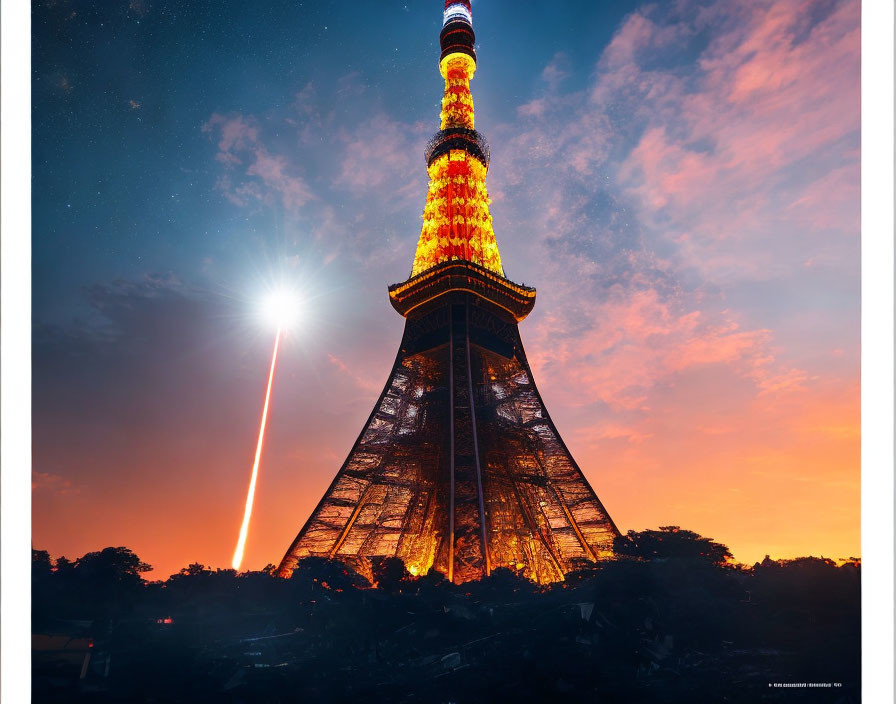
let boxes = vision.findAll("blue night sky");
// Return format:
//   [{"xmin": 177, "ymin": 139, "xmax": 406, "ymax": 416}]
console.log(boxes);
[{"xmin": 32, "ymin": 0, "xmax": 860, "ymax": 578}]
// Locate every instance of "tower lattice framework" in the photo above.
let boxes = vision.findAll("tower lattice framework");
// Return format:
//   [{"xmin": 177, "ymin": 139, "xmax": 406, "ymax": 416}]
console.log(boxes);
[{"xmin": 278, "ymin": 1, "xmax": 619, "ymax": 584}]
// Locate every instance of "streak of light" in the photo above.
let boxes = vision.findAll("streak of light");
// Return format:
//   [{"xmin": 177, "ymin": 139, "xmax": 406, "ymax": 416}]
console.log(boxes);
[{"xmin": 232, "ymin": 326, "xmax": 282, "ymax": 570}]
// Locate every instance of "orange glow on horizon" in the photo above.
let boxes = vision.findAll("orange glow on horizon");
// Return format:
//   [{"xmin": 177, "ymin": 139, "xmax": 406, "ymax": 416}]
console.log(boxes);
[{"xmin": 232, "ymin": 327, "xmax": 282, "ymax": 570}]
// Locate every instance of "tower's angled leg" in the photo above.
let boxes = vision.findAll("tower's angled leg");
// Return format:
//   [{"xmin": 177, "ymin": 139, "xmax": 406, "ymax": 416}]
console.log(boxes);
[{"xmin": 276, "ymin": 326, "xmax": 451, "ymax": 579}]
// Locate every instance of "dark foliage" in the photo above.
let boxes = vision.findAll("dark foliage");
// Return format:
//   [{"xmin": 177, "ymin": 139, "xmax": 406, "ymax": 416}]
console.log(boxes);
[
  {"xmin": 32, "ymin": 529, "xmax": 860, "ymax": 703},
  {"xmin": 614, "ymin": 525, "xmax": 734, "ymax": 566},
  {"xmin": 370, "ymin": 556, "xmax": 414, "ymax": 593}
]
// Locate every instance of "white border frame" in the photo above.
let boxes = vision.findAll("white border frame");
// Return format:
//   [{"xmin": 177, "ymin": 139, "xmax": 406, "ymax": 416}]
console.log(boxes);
[
  {"xmin": 1, "ymin": 0, "xmax": 33, "ymax": 701},
  {"xmin": 860, "ymin": 0, "xmax": 895, "ymax": 700},
  {"xmin": 2, "ymin": 0, "xmax": 893, "ymax": 700}
]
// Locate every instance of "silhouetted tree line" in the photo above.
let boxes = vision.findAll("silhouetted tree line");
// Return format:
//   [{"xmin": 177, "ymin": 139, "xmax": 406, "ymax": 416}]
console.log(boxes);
[{"xmin": 32, "ymin": 528, "xmax": 860, "ymax": 704}]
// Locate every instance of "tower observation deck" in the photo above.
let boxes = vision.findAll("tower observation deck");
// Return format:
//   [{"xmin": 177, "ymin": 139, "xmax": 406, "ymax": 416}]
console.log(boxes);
[{"xmin": 278, "ymin": 1, "xmax": 619, "ymax": 584}]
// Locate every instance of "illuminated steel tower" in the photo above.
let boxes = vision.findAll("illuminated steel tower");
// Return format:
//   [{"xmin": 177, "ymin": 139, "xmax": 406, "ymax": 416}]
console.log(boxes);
[{"xmin": 278, "ymin": 1, "xmax": 619, "ymax": 584}]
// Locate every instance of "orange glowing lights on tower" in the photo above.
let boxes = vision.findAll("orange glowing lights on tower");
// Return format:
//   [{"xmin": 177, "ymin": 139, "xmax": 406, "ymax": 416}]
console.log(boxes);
[{"xmin": 439, "ymin": 54, "xmax": 476, "ymax": 130}]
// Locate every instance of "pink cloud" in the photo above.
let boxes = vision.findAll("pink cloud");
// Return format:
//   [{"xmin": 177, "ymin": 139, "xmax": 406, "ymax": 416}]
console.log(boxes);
[
  {"xmin": 541, "ymin": 52, "xmax": 571, "ymax": 87},
  {"xmin": 292, "ymin": 82, "xmax": 317, "ymax": 116},
  {"xmin": 600, "ymin": 11, "xmax": 689, "ymax": 69},
  {"xmin": 202, "ymin": 112, "xmax": 313, "ymax": 212},
  {"xmin": 32, "ymin": 471, "xmax": 78, "ymax": 495},
  {"xmin": 517, "ymin": 98, "xmax": 547, "ymax": 119},
  {"xmin": 618, "ymin": 127, "xmax": 720, "ymax": 211},
  {"xmin": 612, "ymin": 0, "xmax": 859, "ymax": 272},
  {"xmin": 246, "ymin": 150, "xmax": 313, "ymax": 210},
  {"xmin": 202, "ymin": 113, "xmax": 258, "ymax": 164},
  {"xmin": 527, "ymin": 287, "xmax": 803, "ymax": 411},
  {"xmin": 786, "ymin": 160, "xmax": 860, "ymax": 232},
  {"xmin": 334, "ymin": 114, "xmax": 423, "ymax": 205},
  {"xmin": 486, "ymin": 0, "xmax": 858, "ymax": 294}
]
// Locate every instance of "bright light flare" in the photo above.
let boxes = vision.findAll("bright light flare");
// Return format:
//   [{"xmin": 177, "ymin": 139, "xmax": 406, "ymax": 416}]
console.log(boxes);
[
  {"xmin": 232, "ymin": 327, "xmax": 282, "ymax": 570},
  {"xmin": 260, "ymin": 287, "xmax": 303, "ymax": 330}
]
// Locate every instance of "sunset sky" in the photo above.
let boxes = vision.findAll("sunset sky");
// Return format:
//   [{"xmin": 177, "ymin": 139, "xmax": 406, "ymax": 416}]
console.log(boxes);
[{"xmin": 32, "ymin": 0, "xmax": 860, "ymax": 579}]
